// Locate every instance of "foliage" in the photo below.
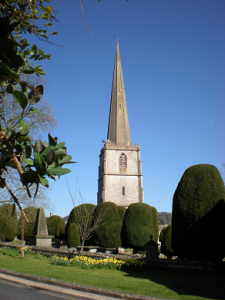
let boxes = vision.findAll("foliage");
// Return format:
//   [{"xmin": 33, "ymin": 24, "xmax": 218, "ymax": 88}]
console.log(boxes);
[
  {"xmin": 0, "ymin": 204, "xmax": 18, "ymax": 241},
  {"xmin": 117, "ymin": 206, "xmax": 126, "ymax": 223},
  {"xmin": 0, "ymin": 0, "xmax": 75, "ymax": 221},
  {"xmin": 17, "ymin": 206, "xmax": 38, "ymax": 242},
  {"xmin": 55, "ymin": 222, "xmax": 65, "ymax": 241},
  {"xmin": 159, "ymin": 226, "xmax": 167, "ymax": 243},
  {"xmin": 66, "ymin": 203, "xmax": 96, "ymax": 248},
  {"xmin": 51, "ymin": 255, "xmax": 146, "ymax": 270},
  {"xmin": 46, "ymin": 215, "xmax": 65, "ymax": 242},
  {"xmin": 0, "ymin": 69, "xmax": 57, "ymax": 210},
  {"xmin": 67, "ymin": 223, "xmax": 80, "ymax": 248},
  {"xmin": 160, "ymin": 224, "xmax": 174, "ymax": 258},
  {"xmin": 151, "ymin": 206, "xmax": 159, "ymax": 242},
  {"xmin": 94, "ymin": 202, "xmax": 122, "ymax": 248},
  {"xmin": 172, "ymin": 164, "xmax": 225, "ymax": 261},
  {"xmin": 122, "ymin": 203, "xmax": 158, "ymax": 252}
]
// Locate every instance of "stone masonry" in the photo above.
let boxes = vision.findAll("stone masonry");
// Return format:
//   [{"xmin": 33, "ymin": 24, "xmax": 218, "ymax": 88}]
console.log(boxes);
[{"xmin": 97, "ymin": 42, "xmax": 144, "ymax": 207}]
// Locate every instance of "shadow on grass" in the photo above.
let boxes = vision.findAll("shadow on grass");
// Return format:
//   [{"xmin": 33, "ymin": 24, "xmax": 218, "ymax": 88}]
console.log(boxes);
[{"xmin": 124, "ymin": 267, "xmax": 225, "ymax": 300}]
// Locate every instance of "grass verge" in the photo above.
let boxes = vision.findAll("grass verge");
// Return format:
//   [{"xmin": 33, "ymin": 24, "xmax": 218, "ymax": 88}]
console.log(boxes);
[{"xmin": 0, "ymin": 253, "xmax": 224, "ymax": 300}]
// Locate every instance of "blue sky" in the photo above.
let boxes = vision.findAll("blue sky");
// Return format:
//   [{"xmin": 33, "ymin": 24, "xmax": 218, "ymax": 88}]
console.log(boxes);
[{"xmin": 30, "ymin": 0, "xmax": 225, "ymax": 217}]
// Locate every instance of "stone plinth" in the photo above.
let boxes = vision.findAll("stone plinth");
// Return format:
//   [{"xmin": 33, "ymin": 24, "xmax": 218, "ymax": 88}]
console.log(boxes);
[{"xmin": 28, "ymin": 207, "xmax": 53, "ymax": 248}]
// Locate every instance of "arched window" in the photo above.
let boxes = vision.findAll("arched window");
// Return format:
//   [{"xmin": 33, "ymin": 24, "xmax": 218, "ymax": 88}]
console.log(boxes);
[
  {"xmin": 119, "ymin": 153, "xmax": 127, "ymax": 168},
  {"xmin": 122, "ymin": 186, "xmax": 125, "ymax": 196}
]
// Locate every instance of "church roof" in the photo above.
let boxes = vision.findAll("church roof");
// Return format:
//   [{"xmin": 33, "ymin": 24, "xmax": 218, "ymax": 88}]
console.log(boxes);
[{"xmin": 107, "ymin": 42, "xmax": 131, "ymax": 146}]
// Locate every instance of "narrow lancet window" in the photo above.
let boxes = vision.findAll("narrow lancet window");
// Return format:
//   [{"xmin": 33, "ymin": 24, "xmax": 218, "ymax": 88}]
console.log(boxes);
[{"xmin": 122, "ymin": 186, "xmax": 125, "ymax": 196}]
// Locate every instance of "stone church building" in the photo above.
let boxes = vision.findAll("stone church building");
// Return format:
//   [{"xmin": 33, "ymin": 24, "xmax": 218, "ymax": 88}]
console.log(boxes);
[{"xmin": 97, "ymin": 42, "xmax": 144, "ymax": 207}]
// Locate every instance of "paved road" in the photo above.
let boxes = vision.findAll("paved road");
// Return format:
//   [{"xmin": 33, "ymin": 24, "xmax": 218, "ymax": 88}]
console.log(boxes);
[
  {"xmin": 0, "ymin": 278, "xmax": 88, "ymax": 300},
  {"xmin": 0, "ymin": 275, "xmax": 125, "ymax": 300}
]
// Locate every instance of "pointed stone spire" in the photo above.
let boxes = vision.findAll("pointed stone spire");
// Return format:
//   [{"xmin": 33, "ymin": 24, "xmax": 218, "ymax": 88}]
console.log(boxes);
[{"xmin": 107, "ymin": 42, "xmax": 131, "ymax": 146}]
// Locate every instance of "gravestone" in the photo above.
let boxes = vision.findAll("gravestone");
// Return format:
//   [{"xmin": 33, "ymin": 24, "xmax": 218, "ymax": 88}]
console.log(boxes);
[
  {"xmin": 28, "ymin": 207, "xmax": 53, "ymax": 247},
  {"xmin": 145, "ymin": 235, "xmax": 159, "ymax": 259}
]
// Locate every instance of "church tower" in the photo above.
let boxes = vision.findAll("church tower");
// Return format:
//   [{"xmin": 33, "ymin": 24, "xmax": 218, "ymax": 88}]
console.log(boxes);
[{"xmin": 97, "ymin": 42, "xmax": 144, "ymax": 207}]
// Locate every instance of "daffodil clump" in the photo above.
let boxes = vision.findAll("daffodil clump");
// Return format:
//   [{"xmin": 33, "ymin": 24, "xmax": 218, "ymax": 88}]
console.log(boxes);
[{"xmin": 51, "ymin": 255, "xmax": 146, "ymax": 270}]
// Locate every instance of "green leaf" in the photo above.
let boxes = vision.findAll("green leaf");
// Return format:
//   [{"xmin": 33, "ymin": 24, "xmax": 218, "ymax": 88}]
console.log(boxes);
[
  {"xmin": 47, "ymin": 167, "xmax": 71, "ymax": 176},
  {"xmin": 41, "ymin": 145, "xmax": 54, "ymax": 156},
  {"xmin": 45, "ymin": 149, "xmax": 55, "ymax": 165},
  {"xmin": 6, "ymin": 84, "xmax": 13, "ymax": 94},
  {"xmin": 55, "ymin": 142, "xmax": 65, "ymax": 150},
  {"xmin": 33, "ymin": 152, "xmax": 42, "ymax": 165},
  {"xmin": 55, "ymin": 149, "xmax": 67, "ymax": 157},
  {"xmin": 0, "ymin": 178, "xmax": 5, "ymax": 188},
  {"xmin": 0, "ymin": 127, "xmax": 6, "ymax": 132},
  {"xmin": 59, "ymin": 161, "xmax": 77, "ymax": 166},
  {"xmin": 20, "ymin": 83, "xmax": 28, "ymax": 93},
  {"xmin": 60, "ymin": 155, "xmax": 72, "ymax": 163},
  {"xmin": 13, "ymin": 90, "xmax": 28, "ymax": 109},
  {"xmin": 50, "ymin": 31, "xmax": 58, "ymax": 35},
  {"xmin": 38, "ymin": 175, "xmax": 49, "ymax": 186},
  {"xmin": 18, "ymin": 119, "xmax": 30, "ymax": 135},
  {"xmin": 18, "ymin": 136, "xmax": 31, "ymax": 142},
  {"xmin": 32, "ymin": 44, "xmax": 38, "ymax": 52},
  {"xmin": 27, "ymin": 107, "xmax": 46, "ymax": 116},
  {"xmin": 26, "ymin": 159, "xmax": 34, "ymax": 165},
  {"xmin": 28, "ymin": 85, "xmax": 44, "ymax": 105}
]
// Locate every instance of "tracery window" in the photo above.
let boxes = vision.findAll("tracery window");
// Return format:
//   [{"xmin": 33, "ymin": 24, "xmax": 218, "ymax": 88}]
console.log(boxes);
[{"xmin": 119, "ymin": 153, "xmax": 127, "ymax": 168}]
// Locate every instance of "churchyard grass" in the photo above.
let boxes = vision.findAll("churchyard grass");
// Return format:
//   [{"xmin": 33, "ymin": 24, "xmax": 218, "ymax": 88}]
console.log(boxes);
[{"xmin": 0, "ymin": 251, "xmax": 224, "ymax": 300}]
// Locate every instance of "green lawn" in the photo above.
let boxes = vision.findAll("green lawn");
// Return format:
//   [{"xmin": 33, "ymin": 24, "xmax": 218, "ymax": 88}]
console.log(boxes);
[{"xmin": 0, "ymin": 253, "xmax": 224, "ymax": 300}]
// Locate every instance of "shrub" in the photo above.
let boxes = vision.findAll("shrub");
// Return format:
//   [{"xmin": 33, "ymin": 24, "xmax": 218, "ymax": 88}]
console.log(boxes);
[
  {"xmin": 65, "ymin": 204, "xmax": 96, "ymax": 246},
  {"xmin": 151, "ymin": 206, "xmax": 159, "ymax": 242},
  {"xmin": 17, "ymin": 207, "xmax": 38, "ymax": 243},
  {"xmin": 0, "ymin": 204, "xmax": 18, "ymax": 241},
  {"xmin": 159, "ymin": 226, "xmax": 167, "ymax": 243},
  {"xmin": 161, "ymin": 224, "xmax": 174, "ymax": 258},
  {"xmin": 117, "ymin": 206, "xmax": 126, "ymax": 223},
  {"xmin": 67, "ymin": 223, "xmax": 80, "ymax": 248},
  {"xmin": 46, "ymin": 215, "xmax": 65, "ymax": 242},
  {"xmin": 172, "ymin": 164, "xmax": 225, "ymax": 261},
  {"xmin": 94, "ymin": 202, "xmax": 122, "ymax": 248},
  {"xmin": 122, "ymin": 203, "xmax": 158, "ymax": 252},
  {"xmin": 55, "ymin": 223, "xmax": 66, "ymax": 241}
]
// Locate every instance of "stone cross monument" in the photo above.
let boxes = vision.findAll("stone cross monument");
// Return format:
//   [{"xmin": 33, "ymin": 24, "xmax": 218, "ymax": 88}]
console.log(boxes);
[{"xmin": 97, "ymin": 42, "xmax": 144, "ymax": 207}]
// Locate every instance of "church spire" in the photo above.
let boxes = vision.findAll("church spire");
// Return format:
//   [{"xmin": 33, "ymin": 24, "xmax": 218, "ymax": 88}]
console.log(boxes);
[{"xmin": 107, "ymin": 42, "xmax": 131, "ymax": 146}]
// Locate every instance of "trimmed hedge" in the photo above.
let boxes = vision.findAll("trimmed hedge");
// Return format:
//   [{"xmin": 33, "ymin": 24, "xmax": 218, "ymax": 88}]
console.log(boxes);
[
  {"xmin": 159, "ymin": 226, "xmax": 167, "ymax": 243},
  {"xmin": 46, "ymin": 215, "xmax": 65, "ymax": 242},
  {"xmin": 0, "ymin": 204, "xmax": 18, "ymax": 242},
  {"xmin": 161, "ymin": 224, "xmax": 174, "ymax": 258},
  {"xmin": 94, "ymin": 202, "xmax": 122, "ymax": 248},
  {"xmin": 17, "ymin": 207, "xmax": 38, "ymax": 243},
  {"xmin": 172, "ymin": 164, "xmax": 225, "ymax": 261},
  {"xmin": 67, "ymin": 223, "xmax": 80, "ymax": 248},
  {"xmin": 122, "ymin": 203, "xmax": 158, "ymax": 252},
  {"xmin": 117, "ymin": 206, "xmax": 126, "ymax": 223},
  {"xmin": 66, "ymin": 204, "xmax": 96, "ymax": 246}
]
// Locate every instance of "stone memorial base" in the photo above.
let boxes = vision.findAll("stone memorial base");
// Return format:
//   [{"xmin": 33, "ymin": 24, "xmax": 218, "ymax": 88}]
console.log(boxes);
[{"xmin": 28, "ymin": 235, "xmax": 54, "ymax": 247}]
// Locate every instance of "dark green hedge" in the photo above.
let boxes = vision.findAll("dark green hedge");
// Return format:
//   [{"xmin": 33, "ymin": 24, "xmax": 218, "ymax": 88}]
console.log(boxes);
[
  {"xmin": 0, "ymin": 204, "xmax": 18, "ymax": 242},
  {"xmin": 161, "ymin": 224, "xmax": 174, "ymax": 258},
  {"xmin": 172, "ymin": 164, "xmax": 225, "ymax": 261},
  {"xmin": 18, "ymin": 207, "xmax": 38, "ymax": 243},
  {"xmin": 67, "ymin": 223, "xmax": 80, "ymax": 248},
  {"xmin": 94, "ymin": 202, "xmax": 122, "ymax": 248},
  {"xmin": 122, "ymin": 203, "xmax": 158, "ymax": 252},
  {"xmin": 66, "ymin": 204, "xmax": 96, "ymax": 246},
  {"xmin": 46, "ymin": 215, "xmax": 65, "ymax": 242},
  {"xmin": 117, "ymin": 206, "xmax": 126, "ymax": 223},
  {"xmin": 159, "ymin": 226, "xmax": 167, "ymax": 243}
]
